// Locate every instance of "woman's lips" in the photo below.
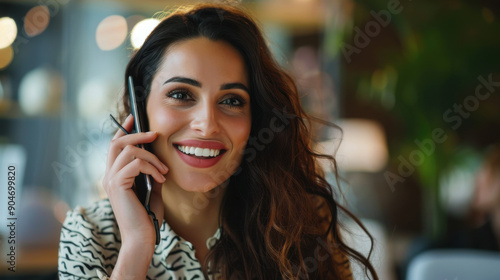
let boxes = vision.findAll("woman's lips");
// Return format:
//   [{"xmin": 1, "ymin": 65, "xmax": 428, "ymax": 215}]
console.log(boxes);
[{"xmin": 173, "ymin": 140, "xmax": 227, "ymax": 168}]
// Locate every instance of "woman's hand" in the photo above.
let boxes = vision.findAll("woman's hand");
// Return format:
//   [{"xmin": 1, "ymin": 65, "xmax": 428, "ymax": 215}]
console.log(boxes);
[{"xmin": 102, "ymin": 115, "xmax": 168, "ymax": 279}]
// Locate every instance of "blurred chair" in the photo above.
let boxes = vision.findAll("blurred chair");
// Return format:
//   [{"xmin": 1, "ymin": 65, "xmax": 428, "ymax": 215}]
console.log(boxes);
[{"xmin": 406, "ymin": 249, "xmax": 500, "ymax": 280}]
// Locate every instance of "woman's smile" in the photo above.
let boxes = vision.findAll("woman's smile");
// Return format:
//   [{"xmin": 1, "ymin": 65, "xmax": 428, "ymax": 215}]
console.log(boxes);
[{"xmin": 173, "ymin": 139, "xmax": 228, "ymax": 168}]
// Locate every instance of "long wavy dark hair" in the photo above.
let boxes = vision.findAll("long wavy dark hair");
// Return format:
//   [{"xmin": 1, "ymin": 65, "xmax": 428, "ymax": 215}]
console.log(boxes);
[{"xmin": 120, "ymin": 3, "xmax": 378, "ymax": 279}]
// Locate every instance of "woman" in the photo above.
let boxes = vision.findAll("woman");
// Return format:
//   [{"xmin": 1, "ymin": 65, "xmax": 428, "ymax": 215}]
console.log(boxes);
[{"xmin": 58, "ymin": 4, "xmax": 378, "ymax": 279}]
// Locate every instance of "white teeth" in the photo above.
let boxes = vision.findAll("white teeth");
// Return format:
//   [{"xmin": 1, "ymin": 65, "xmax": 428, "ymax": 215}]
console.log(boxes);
[
  {"xmin": 177, "ymin": 145, "xmax": 222, "ymax": 158},
  {"xmin": 202, "ymin": 149, "xmax": 210, "ymax": 157}
]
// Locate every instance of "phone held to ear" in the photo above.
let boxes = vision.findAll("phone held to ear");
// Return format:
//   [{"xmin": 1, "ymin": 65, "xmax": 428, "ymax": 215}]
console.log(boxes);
[
  {"xmin": 128, "ymin": 76, "xmax": 154, "ymax": 208},
  {"xmin": 108, "ymin": 76, "xmax": 161, "ymax": 245}
]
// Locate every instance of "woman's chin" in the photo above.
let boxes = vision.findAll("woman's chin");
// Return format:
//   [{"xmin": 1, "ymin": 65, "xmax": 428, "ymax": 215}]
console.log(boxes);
[{"xmin": 166, "ymin": 173, "xmax": 230, "ymax": 194}]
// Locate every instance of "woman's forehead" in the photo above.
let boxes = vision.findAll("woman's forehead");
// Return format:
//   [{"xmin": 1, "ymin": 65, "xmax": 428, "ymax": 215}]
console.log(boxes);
[{"xmin": 153, "ymin": 37, "xmax": 248, "ymax": 86}]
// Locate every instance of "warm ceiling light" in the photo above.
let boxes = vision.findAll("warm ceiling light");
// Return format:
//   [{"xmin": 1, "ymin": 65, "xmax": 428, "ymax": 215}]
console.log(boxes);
[
  {"xmin": 96, "ymin": 15, "xmax": 128, "ymax": 51},
  {"xmin": 0, "ymin": 46, "xmax": 14, "ymax": 70},
  {"xmin": 317, "ymin": 119, "xmax": 388, "ymax": 173},
  {"xmin": 24, "ymin": 5, "xmax": 50, "ymax": 37},
  {"xmin": 130, "ymin": 18, "xmax": 160, "ymax": 49},
  {"xmin": 0, "ymin": 17, "xmax": 18, "ymax": 49}
]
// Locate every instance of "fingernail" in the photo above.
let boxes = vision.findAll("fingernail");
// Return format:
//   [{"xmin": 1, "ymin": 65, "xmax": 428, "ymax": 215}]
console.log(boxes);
[
  {"xmin": 162, "ymin": 163, "xmax": 169, "ymax": 173},
  {"xmin": 147, "ymin": 131, "xmax": 157, "ymax": 135},
  {"xmin": 125, "ymin": 114, "xmax": 132, "ymax": 121}
]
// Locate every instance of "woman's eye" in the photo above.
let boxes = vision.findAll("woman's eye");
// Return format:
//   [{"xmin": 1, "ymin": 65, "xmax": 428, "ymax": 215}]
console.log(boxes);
[
  {"xmin": 167, "ymin": 89, "xmax": 191, "ymax": 101},
  {"xmin": 221, "ymin": 97, "xmax": 245, "ymax": 107}
]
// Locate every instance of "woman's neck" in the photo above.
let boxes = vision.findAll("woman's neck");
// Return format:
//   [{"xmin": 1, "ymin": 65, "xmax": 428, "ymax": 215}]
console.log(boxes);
[{"xmin": 161, "ymin": 181, "xmax": 227, "ymax": 261}]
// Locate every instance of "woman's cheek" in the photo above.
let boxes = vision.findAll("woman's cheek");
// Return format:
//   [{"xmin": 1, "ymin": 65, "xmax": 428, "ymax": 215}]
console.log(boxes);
[
  {"xmin": 149, "ymin": 108, "xmax": 183, "ymax": 159},
  {"xmin": 233, "ymin": 117, "xmax": 251, "ymax": 147},
  {"xmin": 230, "ymin": 117, "xmax": 251, "ymax": 165}
]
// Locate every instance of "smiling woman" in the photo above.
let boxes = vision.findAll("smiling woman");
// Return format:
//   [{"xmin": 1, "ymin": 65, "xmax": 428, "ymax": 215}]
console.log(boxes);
[{"xmin": 58, "ymin": 3, "xmax": 378, "ymax": 280}]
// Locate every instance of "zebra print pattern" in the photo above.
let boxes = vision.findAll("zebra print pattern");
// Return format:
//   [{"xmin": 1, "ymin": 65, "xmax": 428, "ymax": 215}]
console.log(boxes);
[{"xmin": 58, "ymin": 199, "xmax": 217, "ymax": 279}]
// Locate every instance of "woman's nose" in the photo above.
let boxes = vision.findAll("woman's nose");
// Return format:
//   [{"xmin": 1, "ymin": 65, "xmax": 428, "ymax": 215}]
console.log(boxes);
[{"xmin": 189, "ymin": 103, "xmax": 220, "ymax": 136}]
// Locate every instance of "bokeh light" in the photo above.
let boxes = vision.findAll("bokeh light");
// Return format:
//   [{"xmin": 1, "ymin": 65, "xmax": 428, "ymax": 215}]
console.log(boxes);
[
  {"xmin": 317, "ymin": 119, "xmax": 388, "ymax": 173},
  {"xmin": 0, "ymin": 46, "xmax": 14, "ymax": 70},
  {"xmin": 0, "ymin": 17, "xmax": 18, "ymax": 49},
  {"xmin": 19, "ymin": 68, "xmax": 64, "ymax": 116},
  {"xmin": 77, "ymin": 79, "xmax": 112, "ymax": 117},
  {"xmin": 96, "ymin": 15, "xmax": 128, "ymax": 51},
  {"xmin": 130, "ymin": 18, "xmax": 160, "ymax": 49},
  {"xmin": 24, "ymin": 5, "xmax": 50, "ymax": 37}
]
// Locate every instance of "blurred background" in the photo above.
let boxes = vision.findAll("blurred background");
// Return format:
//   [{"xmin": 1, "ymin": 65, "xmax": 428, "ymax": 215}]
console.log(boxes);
[{"xmin": 0, "ymin": 0, "xmax": 499, "ymax": 279}]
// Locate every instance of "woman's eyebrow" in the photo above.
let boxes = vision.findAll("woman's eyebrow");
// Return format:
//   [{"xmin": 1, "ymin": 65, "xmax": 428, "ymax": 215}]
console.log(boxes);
[
  {"xmin": 221, "ymin": 83, "xmax": 249, "ymax": 94},
  {"xmin": 164, "ymin": 76, "xmax": 201, "ymax": 87},
  {"xmin": 164, "ymin": 76, "xmax": 249, "ymax": 94}
]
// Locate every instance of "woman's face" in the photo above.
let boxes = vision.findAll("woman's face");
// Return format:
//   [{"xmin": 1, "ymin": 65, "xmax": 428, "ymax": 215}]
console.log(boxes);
[{"xmin": 146, "ymin": 37, "xmax": 251, "ymax": 193}]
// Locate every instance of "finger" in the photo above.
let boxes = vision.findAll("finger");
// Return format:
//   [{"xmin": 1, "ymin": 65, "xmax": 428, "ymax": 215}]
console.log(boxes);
[
  {"xmin": 112, "ymin": 114, "xmax": 134, "ymax": 140},
  {"xmin": 106, "ymin": 131, "xmax": 159, "ymax": 172},
  {"xmin": 114, "ymin": 158, "xmax": 167, "ymax": 189},
  {"xmin": 110, "ymin": 144, "xmax": 168, "ymax": 177},
  {"xmin": 105, "ymin": 158, "xmax": 166, "ymax": 195}
]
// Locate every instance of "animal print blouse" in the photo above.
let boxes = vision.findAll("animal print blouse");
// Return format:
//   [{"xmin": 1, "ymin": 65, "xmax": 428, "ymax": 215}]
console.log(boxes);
[
  {"xmin": 58, "ymin": 199, "xmax": 220, "ymax": 279},
  {"xmin": 58, "ymin": 199, "xmax": 353, "ymax": 279}
]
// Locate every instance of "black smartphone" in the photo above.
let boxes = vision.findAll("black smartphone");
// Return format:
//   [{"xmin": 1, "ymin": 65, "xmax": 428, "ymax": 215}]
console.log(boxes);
[{"xmin": 128, "ymin": 76, "xmax": 153, "ymax": 208}]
